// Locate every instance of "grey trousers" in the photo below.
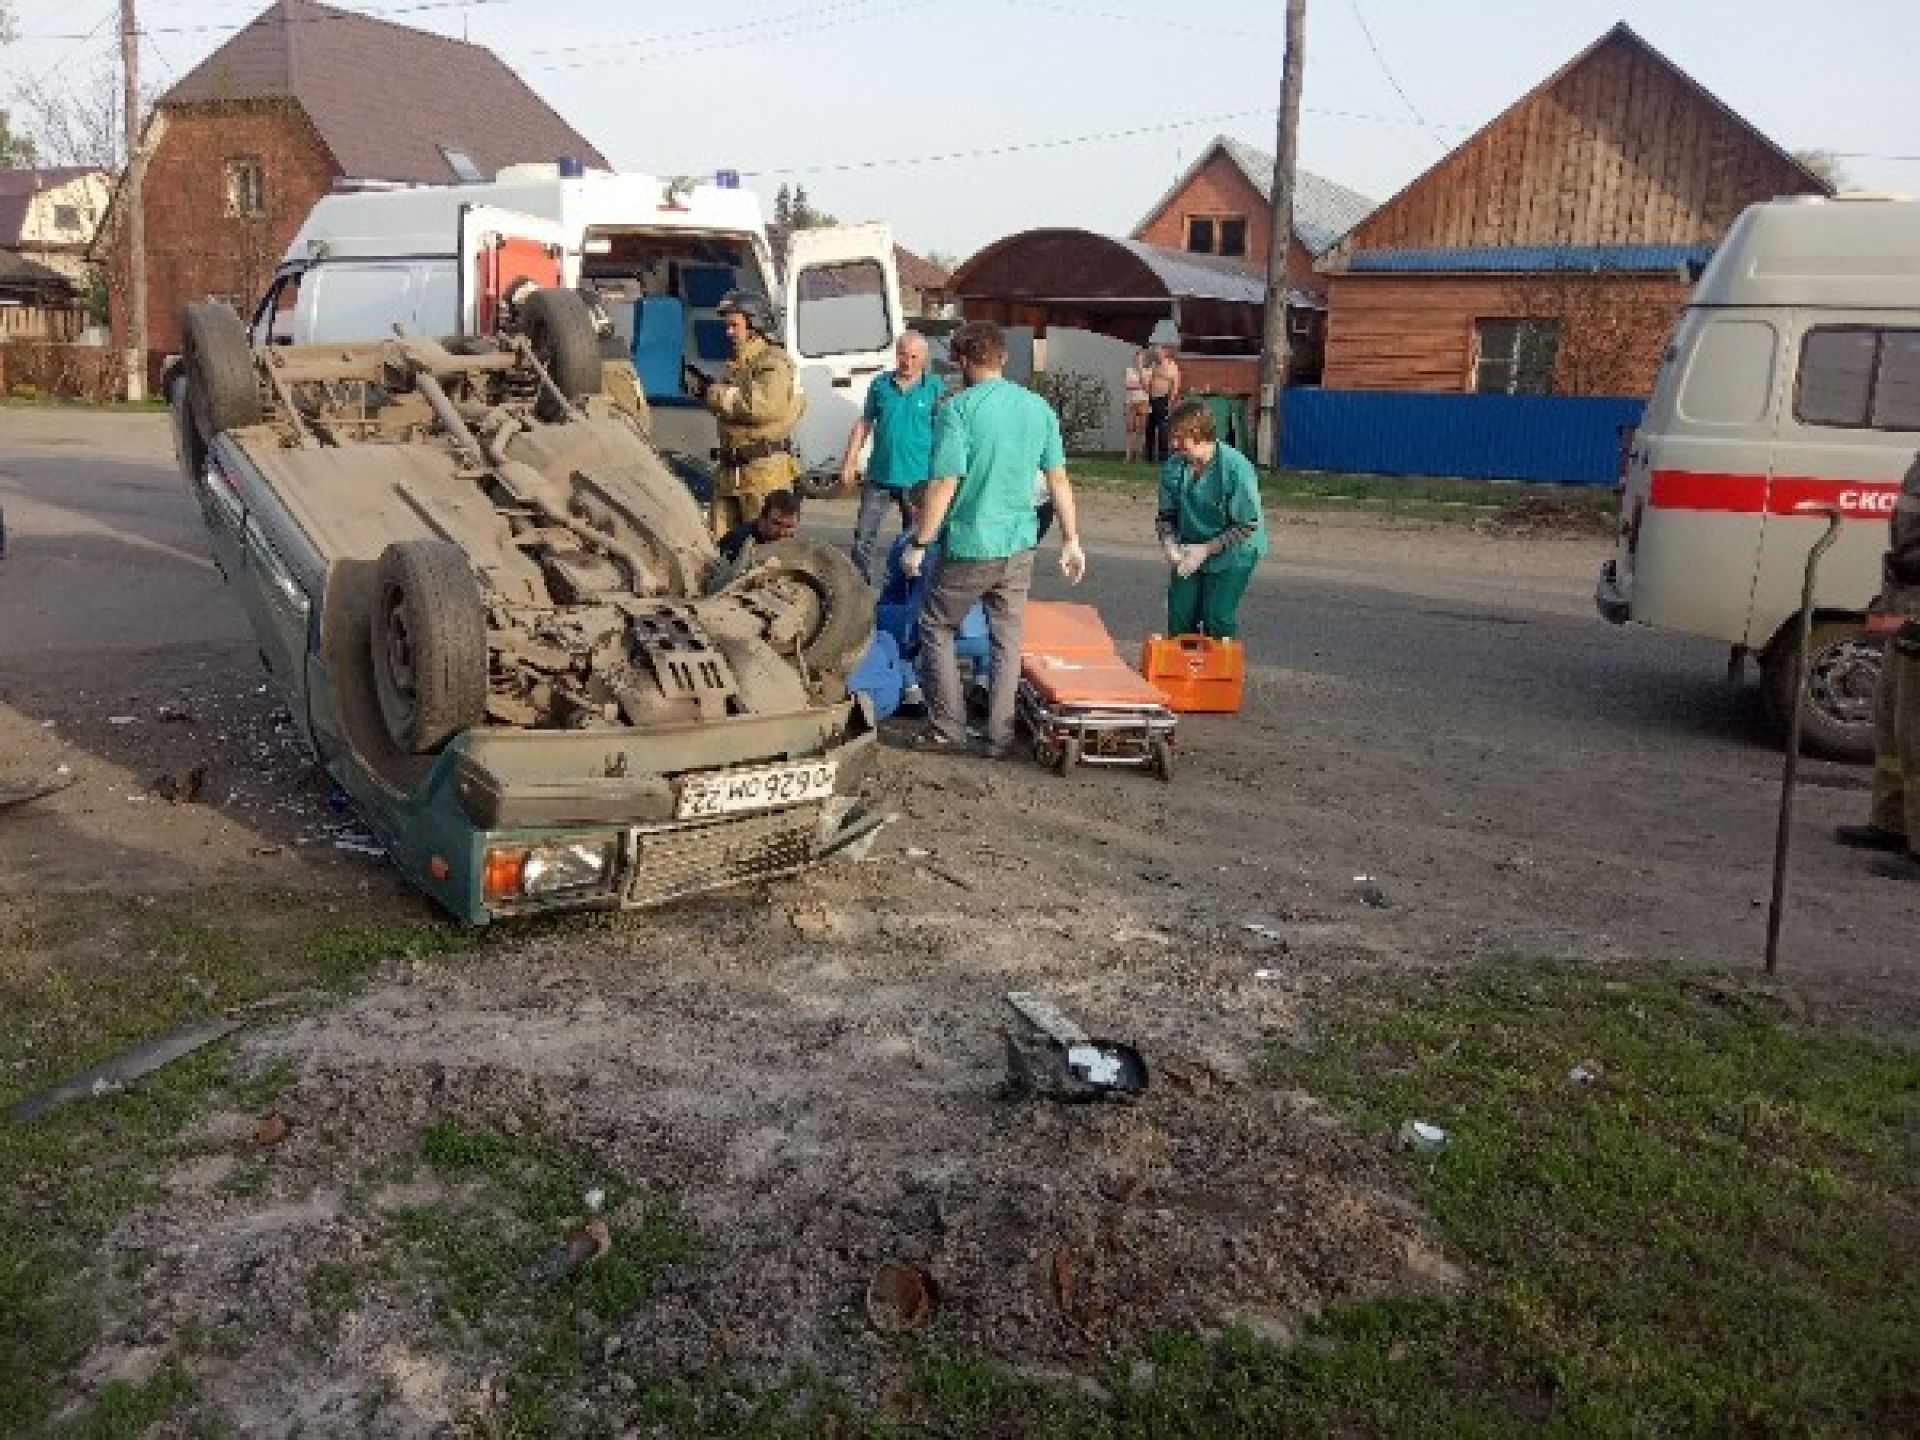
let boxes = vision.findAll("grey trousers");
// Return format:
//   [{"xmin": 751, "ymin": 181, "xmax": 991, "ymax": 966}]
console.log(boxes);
[
  {"xmin": 918, "ymin": 549, "xmax": 1034, "ymax": 749},
  {"xmin": 850, "ymin": 483, "xmax": 914, "ymax": 583}
]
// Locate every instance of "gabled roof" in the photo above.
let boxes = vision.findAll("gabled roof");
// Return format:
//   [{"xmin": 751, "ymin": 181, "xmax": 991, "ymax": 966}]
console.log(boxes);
[
  {"xmin": 158, "ymin": 0, "xmax": 606, "ymax": 184},
  {"xmin": 0, "ymin": 250, "xmax": 77, "ymax": 293},
  {"xmin": 894, "ymin": 244, "xmax": 951, "ymax": 293},
  {"xmin": 1132, "ymin": 135, "xmax": 1377, "ymax": 258},
  {"xmin": 1337, "ymin": 23, "xmax": 1829, "ymax": 255}
]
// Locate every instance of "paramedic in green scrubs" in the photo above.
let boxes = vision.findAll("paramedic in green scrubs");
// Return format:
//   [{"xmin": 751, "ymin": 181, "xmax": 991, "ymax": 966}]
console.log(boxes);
[{"xmin": 1155, "ymin": 400, "xmax": 1267, "ymax": 638}]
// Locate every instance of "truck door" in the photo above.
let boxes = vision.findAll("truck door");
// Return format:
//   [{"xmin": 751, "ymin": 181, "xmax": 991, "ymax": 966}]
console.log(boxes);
[
  {"xmin": 457, "ymin": 205, "xmax": 567, "ymax": 336},
  {"xmin": 781, "ymin": 223, "xmax": 904, "ymax": 479}
]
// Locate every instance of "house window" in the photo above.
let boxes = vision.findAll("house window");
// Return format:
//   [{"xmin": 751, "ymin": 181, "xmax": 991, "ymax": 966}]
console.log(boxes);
[
  {"xmin": 224, "ymin": 157, "xmax": 265, "ymax": 218},
  {"xmin": 1184, "ymin": 213, "xmax": 1249, "ymax": 257},
  {"xmin": 52, "ymin": 204, "xmax": 81, "ymax": 232},
  {"xmin": 1796, "ymin": 326, "xmax": 1920, "ymax": 430},
  {"xmin": 1474, "ymin": 319, "xmax": 1560, "ymax": 395}
]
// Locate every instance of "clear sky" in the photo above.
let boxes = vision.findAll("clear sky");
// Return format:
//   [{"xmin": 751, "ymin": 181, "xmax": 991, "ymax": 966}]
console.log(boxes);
[{"xmin": 4, "ymin": 0, "xmax": 1916, "ymax": 260}]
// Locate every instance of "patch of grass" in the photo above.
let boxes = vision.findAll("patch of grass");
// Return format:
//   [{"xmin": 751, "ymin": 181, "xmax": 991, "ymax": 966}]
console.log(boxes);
[
  {"xmin": 0, "ymin": 397, "xmax": 169, "ymax": 413},
  {"xmin": 46, "ymin": 1360, "xmax": 196, "ymax": 1439},
  {"xmin": 0, "ymin": 890, "xmax": 471, "ymax": 1433},
  {"xmin": 382, "ymin": 1121, "xmax": 695, "ymax": 1434},
  {"xmin": 1069, "ymin": 456, "xmax": 1617, "ymax": 524}
]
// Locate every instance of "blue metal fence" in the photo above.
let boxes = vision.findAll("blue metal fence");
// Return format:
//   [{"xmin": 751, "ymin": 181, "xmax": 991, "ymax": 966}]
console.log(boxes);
[{"xmin": 1280, "ymin": 389, "xmax": 1645, "ymax": 486}]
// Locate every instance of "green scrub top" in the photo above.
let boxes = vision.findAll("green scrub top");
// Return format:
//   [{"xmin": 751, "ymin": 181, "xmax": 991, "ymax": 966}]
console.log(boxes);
[
  {"xmin": 1160, "ymin": 441, "xmax": 1268, "ymax": 573},
  {"xmin": 929, "ymin": 378, "xmax": 1065, "ymax": 560},
  {"xmin": 862, "ymin": 369, "xmax": 943, "ymax": 488}
]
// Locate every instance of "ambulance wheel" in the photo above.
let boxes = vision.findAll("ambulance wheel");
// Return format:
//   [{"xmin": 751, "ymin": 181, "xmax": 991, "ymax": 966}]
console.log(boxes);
[
  {"xmin": 1761, "ymin": 618, "xmax": 1880, "ymax": 763},
  {"xmin": 1055, "ymin": 737, "xmax": 1081, "ymax": 775},
  {"xmin": 1150, "ymin": 733, "xmax": 1175, "ymax": 783},
  {"xmin": 1031, "ymin": 734, "xmax": 1059, "ymax": 770}
]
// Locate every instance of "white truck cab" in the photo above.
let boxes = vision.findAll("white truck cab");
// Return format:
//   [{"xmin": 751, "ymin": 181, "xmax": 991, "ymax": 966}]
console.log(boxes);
[
  {"xmin": 245, "ymin": 164, "xmax": 903, "ymax": 490},
  {"xmin": 1597, "ymin": 194, "xmax": 1920, "ymax": 758}
]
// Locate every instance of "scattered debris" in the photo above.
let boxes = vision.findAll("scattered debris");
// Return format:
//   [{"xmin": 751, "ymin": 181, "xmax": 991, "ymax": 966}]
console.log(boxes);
[
  {"xmin": 1048, "ymin": 1246, "xmax": 1076, "ymax": 1314},
  {"xmin": 252, "ymin": 1110, "xmax": 292, "ymax": 1147},
  {"xmin": 157, "ymin": 704, "xmax": 196, "ymax": 724},
  {"xmin": 865, "ymin": 1261, "xmax": 938, "ymax": 1333},
  {"xmin": 1352, "ymin": 876, "xmax": 1390, "ymax": 908},
  {"xmin": 8, "ymin": 1018, "xmax": 244, "ymax": 1122},
  {"xmin": 0, "ymin": 767, "xmax": 76, "ymax": 811},
  {"xmin": 527, "ymin": 1215, "xmax": 613, "ymax": 1286},
  {"xmin": 153, "ymin": 765, "xmax": 210, "ymax": 804},
  {"xmin": 1241, "ymin": 921, "xmax": 1289, "ymax": 943},
  {"xmin": 1568, "ymin": 1060, "xmax": 1602, "ymax": 1086},
  {"xmin": 1159, "ymin": 1056, "xmax": 1216, "ymax": 1093},
  {"xmin": 904, "ymin": 846, "xmax": 933, "ymax": 860},
  {"xmin": 1398, "ymin": 1120, "xmax": 1447, "ymax": 1154},
  {"xmin": 924, "ymin": 862, "xmax": 976, "ymax": 892},
  {"xmin": 1003, "ymin": 991, "xmax": 1148, "ymax": 1103}
]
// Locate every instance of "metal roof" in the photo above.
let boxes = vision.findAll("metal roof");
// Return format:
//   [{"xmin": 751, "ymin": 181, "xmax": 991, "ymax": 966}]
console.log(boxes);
[
  {"xmin": 159, "ymin": 0, "xmax": 607, "ymax": 183},
  {"xmin": 951, "ymin": 228, "xmax": 1310, "ymax": 307},
  {"xmin": 1346, "ymin": 244, "xmax": 1715, "ymax": 273},
  {"xmin": 1131, "ymin": 136, "xmax": 1377, "ymax": 258}
]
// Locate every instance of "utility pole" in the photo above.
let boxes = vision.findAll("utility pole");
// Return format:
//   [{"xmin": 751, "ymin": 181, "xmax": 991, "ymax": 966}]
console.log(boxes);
[
  {"xmin": 119, "ymin": 0, "xmax": 147, "ymax": 401},
  {"xmin": 1254, "ymin": 0, "xmax": 1307, "ymax": 470}
]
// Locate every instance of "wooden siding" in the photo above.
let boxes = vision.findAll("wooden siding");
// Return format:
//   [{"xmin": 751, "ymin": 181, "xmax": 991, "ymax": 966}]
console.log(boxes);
[
  {"xmin": 1335, "ymin": 29, "xmax": 1822, "ymax": 257},
  {"xmin": 1321, "ymin": 272, "xmax": 1690, "ymax": 397},
  {"xmin": 1134, "ymin": 149, "xmax": 1323, "ymax": 299}
]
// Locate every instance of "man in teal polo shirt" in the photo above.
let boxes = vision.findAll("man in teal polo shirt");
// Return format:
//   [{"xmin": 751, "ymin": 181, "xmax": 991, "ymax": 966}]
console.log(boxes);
[
  {"xmin": 842, "ymin": 331, "xmax": 943, "ymax": 582},
  {"xmin": 903, "ymin": 321, "xmax": 1088, "ymax": 756}
]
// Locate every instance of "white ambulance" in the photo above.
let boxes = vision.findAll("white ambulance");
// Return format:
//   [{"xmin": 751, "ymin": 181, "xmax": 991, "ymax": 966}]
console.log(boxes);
[
  {"xmin": 237, "ymin": 163, "xmax": 902, "ymax": 493},
  {"xmin": 1596, "ymin": 194, "xmax": 1920, "ymax": 759}
]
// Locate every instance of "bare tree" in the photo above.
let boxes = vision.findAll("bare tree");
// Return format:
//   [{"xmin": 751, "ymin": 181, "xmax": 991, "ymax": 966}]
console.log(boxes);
[
  {"xmin": 0, "ymin": 108, "xmax": 35, "ymax": 165},
  {"xmin": 1790, "ymin": 149, "xmax": 1850, "ymax": 191},
  {"xmin": 1501, "ymin": 267, "xmax": 1679, "ymax": 397},
  {"xmin": 15, "ymin": 62, "xmax": 138, "ymax": 168}
]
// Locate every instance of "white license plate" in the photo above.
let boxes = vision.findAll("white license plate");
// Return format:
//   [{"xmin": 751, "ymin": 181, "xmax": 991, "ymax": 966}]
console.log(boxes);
[{"xmin": 676, "ymin": 760, "xmax": 837, "ymax": 820}]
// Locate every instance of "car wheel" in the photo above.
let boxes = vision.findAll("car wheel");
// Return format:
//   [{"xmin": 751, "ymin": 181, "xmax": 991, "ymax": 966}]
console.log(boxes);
[
  {"xmin": 1761, "ymin": 618, "xmax": 1881, "ymax": 762},
  {"xmin": 370, "ymin": 539, "xmax": 488, "ymax": 754},
  {"xmin": 1150, "ymin": 732, "xmax": 1175, "ymax": 783},
  {"xmin": 181, "ymin": 301, "xmax": 261, "ymax": 442},
  {"xmin": 517, "ymin": 288, "xmax": 603, "ymax": 422},
  {"xmin": 727, "ymin": 536, "xmax": 874, "ymax": 681}
]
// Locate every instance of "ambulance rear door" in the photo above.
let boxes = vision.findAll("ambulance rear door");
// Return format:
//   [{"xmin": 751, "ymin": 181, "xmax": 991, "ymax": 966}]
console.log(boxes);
[
  {"xmin": 458, "ymin": 204, "xmax": 567, "ymax": 336},
  {"xmin": 781, "ymin": 223, "xmax": 904, "ymax": 478}
]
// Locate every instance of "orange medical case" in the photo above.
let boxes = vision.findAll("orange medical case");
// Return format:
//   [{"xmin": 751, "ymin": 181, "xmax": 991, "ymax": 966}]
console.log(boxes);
[{"xmin": 1139, "ymin": 634, "xmax": 1245, "ymax": 714}]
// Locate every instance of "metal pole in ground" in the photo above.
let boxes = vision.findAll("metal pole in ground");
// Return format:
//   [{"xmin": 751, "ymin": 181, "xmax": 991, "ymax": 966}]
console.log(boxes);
[{"xmin": 1765, "ymin": 503, "xmax": 1844, "ymax": 974}]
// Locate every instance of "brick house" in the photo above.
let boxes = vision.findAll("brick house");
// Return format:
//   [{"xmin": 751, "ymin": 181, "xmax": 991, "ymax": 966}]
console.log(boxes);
[
  {"xmin": 106, "ymin": 0, "xmax": 605, "ymax": 382},
  {"xmin": 1132, "ymin": 134, "xmax": 1375, "ymax": 390},
  {"xmin": 1318, "ymin": 24, "xmax": 1828, "ymax": 397}
]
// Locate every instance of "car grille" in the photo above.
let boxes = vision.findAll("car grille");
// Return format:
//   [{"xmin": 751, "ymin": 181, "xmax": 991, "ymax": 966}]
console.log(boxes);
[{"xmin": 623, "ymin": 805, "xmax": 822, "ymax": 908}]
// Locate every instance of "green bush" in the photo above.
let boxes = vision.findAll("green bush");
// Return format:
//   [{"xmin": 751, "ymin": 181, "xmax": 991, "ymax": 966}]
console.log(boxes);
[{"xmin": 1029, "ymin": 369, "xmax": 1110, "ymax": 454}]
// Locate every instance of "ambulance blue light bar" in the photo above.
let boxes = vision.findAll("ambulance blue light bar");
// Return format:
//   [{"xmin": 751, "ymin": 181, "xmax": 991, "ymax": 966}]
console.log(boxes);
[{"xmin": 715, "ymin": 170, "xmax": 740, "ymax": 189}]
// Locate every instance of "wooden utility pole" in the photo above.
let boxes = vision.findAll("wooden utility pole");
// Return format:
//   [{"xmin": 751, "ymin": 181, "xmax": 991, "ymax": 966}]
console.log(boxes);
[
  {"xmin": 1254, "ymin": 0, "xmax": 1307, "ymax": 469},
  {"xmin": 119, "ymin": 0, "xmax": 147, "ymax": 401}
]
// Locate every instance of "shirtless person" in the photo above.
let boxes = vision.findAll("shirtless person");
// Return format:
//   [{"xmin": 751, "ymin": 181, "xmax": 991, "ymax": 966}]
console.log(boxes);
[{"xmin": 1143, "ymin": 344, "xmax": 1182, "ymax": 465}]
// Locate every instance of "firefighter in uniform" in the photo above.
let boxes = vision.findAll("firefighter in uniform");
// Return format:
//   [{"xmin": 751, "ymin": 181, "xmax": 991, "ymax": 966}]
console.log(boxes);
[
  {"xmin": 1838, "ymin": 450, "xmax": 1920, "ymax": 878},
  {"xmin": 694, "ymin": 290, "xmax": 805, "ymax": 539}
]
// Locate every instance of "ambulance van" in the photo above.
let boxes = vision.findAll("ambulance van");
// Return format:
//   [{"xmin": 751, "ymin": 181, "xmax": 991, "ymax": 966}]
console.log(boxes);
[
  {"xmin": 235, "ymin": 163, "xmax": 902, "ymax": 493},
  {"xmin": 1596, "ymin": 194, "xmax": 1920, "ymax": 759}
]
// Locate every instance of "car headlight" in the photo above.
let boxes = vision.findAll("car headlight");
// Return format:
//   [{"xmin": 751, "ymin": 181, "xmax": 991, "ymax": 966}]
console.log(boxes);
[{"xmin": 483, "ymin": 838, "xmax": 617, "ymax": 902}]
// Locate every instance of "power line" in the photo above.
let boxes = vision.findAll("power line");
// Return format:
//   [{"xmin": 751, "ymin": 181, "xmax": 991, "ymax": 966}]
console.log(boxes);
[
  {"xmin": 522, "ymin": 0, "xmax": 885, "ymax": 60},
  {"xmin": 991, "ymin": 0, "xmax": 1283, "ymax": 43},
  {"xmin": 1343, "ymin": 0, "xmax": 1448, "ymax": 153},
  {"xmin": 14, "ymin": 0, "xmax": 509, "ymax": 42},
  {"xmin": 526, "ymin": 0, "xmax": 931, "ymax": 72}
]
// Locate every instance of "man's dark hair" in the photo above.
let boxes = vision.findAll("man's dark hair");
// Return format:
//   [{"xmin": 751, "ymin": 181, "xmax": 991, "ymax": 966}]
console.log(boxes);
[
  {"xmin": 759, "ymin": 489, "xmax": 802, "ymax": 518},
  {"xmin": 950, "ymin": 321, "xmax": 1008, "ymax": 369}
]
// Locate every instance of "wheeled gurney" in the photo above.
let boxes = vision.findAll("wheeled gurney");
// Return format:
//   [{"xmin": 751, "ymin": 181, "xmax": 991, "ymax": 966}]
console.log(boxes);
[{"xmin": 1016, "ymin": 602, "xmax": 1178, "ymax": 780}]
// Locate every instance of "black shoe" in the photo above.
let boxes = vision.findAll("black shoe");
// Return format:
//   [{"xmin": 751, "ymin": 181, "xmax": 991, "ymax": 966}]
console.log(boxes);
[
  {"xmin": 1835, "ymin": 824, "xmax": 1909, "ymax": 853},
  {"xmin": 1868, "ymin": 853, "xmax": 1920, "ymax": 884}
]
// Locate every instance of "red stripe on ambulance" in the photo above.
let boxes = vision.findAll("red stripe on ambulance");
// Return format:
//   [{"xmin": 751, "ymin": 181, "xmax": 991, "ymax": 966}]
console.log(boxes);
[{"xmin": 1649, "ymin": 471, "xmax": 1902, "ymax": 519}]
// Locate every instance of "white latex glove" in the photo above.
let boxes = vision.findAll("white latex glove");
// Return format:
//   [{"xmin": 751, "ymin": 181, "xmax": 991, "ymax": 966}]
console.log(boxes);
[
  {"xmin": 706, "ymin": 383, "xmax": 741, "ymax": 414},
  {"xmin": 1060, "ymin": 538, "xmax": 1087, "ymax": 585},
  {"xmin": 1175, "ymin": 544, "xmax": 1208, "ymax": 579},
  {"xmin": 900, "ymin": 542, "xmax": 927, "ymax": 580},
  {"xmin": 1161, "ymin": 537, "xmax": 1183, "ymax": 567}
]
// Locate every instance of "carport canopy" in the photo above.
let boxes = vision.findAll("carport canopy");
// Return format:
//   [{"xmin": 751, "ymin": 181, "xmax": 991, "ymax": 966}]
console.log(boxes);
[{"xmin": 948, "ymin": 227, "xmax": 1295, "ymax": 354}]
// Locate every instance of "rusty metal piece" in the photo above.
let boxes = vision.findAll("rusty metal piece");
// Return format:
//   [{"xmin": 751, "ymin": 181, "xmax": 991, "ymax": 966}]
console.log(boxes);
[
  {"xmin": 252, "ymin": 1110, "xmax": 292, "ymax": 1147},
  {"xmin": 865, "ymin": 1262, "xmax": 938, "ymax": 1333}
]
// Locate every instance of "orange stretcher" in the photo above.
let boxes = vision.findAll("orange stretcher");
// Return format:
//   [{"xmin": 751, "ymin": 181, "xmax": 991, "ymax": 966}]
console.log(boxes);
[{"xmin": 1017, "ymin": 602, "xmax": 1178, "ymax": 780}]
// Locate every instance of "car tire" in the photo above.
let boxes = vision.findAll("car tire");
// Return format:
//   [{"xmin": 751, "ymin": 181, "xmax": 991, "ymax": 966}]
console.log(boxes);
[
  {"xmin": 518, "ymin": 287, "xmax": 603, "ymax": 421},
  {"xmin": 181, "ymin": 301, "xmax": 261, "ymax": 442},
  {"xmin": 166, "ymin": 364, "xmax": 208, "ymax": 480},
  {"xmin": 1761, "ymin": 617, "xmax": 1881, "ymax": 762},
  {"xmin": 370, "ymin": 539, "xmax": 488, "ymax": 754},
  {"xmin": 727, "ymin": 536, "xmax": 873, "ymax": 681}
]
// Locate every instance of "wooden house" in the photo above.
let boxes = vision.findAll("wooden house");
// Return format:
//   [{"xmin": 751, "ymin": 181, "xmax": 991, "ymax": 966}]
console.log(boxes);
[{"xmin": 1319, "ymin": 24, "xmax": 1828, "ymax": 397}]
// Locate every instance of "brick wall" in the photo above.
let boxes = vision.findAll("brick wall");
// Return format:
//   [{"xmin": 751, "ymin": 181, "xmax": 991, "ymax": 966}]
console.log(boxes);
[
  {"xmin": 1133, "ymin": 149, "xmax": 1322, "ymax": 301},
  {"xmin": 111, "ymin": 100, "xmax": 339, "ymax": 377}
]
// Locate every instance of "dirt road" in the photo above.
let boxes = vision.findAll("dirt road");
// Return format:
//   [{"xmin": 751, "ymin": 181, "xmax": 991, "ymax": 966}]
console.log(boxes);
[{"xmin": 3, "ymin": 411, "xmax": 1913, "ymax": 1432}]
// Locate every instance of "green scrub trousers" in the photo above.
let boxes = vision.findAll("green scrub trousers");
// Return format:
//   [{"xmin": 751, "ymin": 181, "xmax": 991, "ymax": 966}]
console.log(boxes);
[{"xmin": 1167, "ymin": 562, "xmax": 1256, "ymax": 639}]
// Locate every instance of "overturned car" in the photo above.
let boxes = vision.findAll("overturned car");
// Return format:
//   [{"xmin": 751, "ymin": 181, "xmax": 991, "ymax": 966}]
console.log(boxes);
[{"xmin": 170, "ymin": 289, "xmax": 881, "ymax": 923}]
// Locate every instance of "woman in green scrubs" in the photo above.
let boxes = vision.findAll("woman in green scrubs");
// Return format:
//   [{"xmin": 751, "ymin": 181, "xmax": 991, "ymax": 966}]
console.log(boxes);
[{"xmin": 1155, "ymin": 400, "xmax": 1268, "ymax": 638}]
